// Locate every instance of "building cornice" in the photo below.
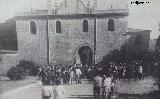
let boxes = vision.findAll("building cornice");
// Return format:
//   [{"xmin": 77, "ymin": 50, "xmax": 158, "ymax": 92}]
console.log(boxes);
[{"xmin": 15, "ymin": 13, "xmax": 129, "ymax": 20}]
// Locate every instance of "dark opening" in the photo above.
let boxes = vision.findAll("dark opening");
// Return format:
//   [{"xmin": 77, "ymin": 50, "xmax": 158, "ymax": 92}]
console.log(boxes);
[
  {"xmin": 83, "ymin": 20, "xmax": 88, "ymax": 32},
  {"xmin": 30, "ymin": 21, "xmax": 36, "ymax": 34},
  {"xmin": 56, "ymin": 21, "xmax": 61, "ymax": 33},
  {"xmin": 78, "ymin": 46, "xmax": 93, "ymax": 66},
  {"xmin": 108, "ymin": 19, "xmax": 114, "ymax": 31}
]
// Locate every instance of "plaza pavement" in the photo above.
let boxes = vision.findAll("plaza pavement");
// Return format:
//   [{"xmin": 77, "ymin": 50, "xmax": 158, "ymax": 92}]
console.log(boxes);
[
  {"xmin": 1, "ymin": 77, "xmax": 159, "ymax": 99},
  {"xmin": 1, "ymin": 80, "xmax": 94, "ymax": 99}
]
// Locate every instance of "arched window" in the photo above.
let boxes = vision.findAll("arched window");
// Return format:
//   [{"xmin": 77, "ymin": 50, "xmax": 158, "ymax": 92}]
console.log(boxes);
[
  {"xmin": 108, "ymin": 19, "xmax": 114, "ymax": 31},
  {"xmin": 30, "ymin": 21, "xmax": 36, "ymax": 34},
  {"xmin": 56, "ymin": 21, "xmax": 61, "ymax": 33},
  {"xmin": 83, "ymin": 20, "xmax": 88, "ymax": 32}
]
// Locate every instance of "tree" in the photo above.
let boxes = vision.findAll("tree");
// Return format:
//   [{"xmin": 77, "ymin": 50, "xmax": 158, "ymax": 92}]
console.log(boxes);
[
  {"xmin": 0, "ymin": 18, "xmax": 18, "ymax": 51},
  {"xmin": 155, "ymin": 35, "xmax": 160, "ymax": 52},
  {"xmin": 153, "ymin": 35, "xmax": 160, "ymax": 89},
  {"xmin": 0, "ymin": 42, "xmax": 2, "ymax": 62}
]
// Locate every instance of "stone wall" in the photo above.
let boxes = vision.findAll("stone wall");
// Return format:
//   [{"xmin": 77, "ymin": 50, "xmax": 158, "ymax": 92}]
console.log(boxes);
[
  {"xmin": 48, "ymin": 19, "xmax": 95, "ymax": 65},
  {"xmin": 96, "ymin": 17, "xmax": 127, "ymax": 61},
  {"xmin": 48, "ymin": 16, "xmax": 127, "ymax": 64},
  {"xmin": 16, "ymin": 20, "xmax": 48, "ymax": 65},
  {"xmin": 16, "ymin": 15, "xmax": 127, "ymax": 65}
]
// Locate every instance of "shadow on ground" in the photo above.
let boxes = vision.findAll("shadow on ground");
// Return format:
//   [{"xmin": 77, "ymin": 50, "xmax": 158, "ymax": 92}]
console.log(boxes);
[
  {"xmin": 67, "ymin": 95, "xmax": 93, "ymax": 99},
  {"xmin": 116, "ymin": 90, "xmax": 160, "ymax": 99},
  {"xmin": 66, "ymin": 91, "xmax": 160, "ymax": 99}
]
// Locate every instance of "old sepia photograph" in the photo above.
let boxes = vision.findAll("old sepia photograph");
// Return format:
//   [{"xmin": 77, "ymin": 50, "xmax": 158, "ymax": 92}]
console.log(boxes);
[{"xmin": 0, "ymin": 0, "xmax": 160, "ymax": 99}]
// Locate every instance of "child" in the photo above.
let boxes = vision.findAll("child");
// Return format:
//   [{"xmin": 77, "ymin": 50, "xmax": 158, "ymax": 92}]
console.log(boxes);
[{"xmin": 53, "ymin": 80, "xmax": 65, "ymax": 99}]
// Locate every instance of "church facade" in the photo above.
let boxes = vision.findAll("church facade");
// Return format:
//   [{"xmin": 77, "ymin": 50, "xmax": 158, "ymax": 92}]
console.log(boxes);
[{"xmin": 15, "ymin": 0, "xmax": 134, "ymax": 66}]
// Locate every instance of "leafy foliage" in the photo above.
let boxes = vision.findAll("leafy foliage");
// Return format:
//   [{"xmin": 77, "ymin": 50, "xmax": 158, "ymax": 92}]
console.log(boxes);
[
  {"xmin": 17, "ymin": 60, "xmax": 40, "ymax": 76},
  {"xmin": 7, "ymin": 66, "xmax": 26, "ymax": 80},
  {"xmin": 96, "ymin": 41, "xmax": 155, "ymax": 77},
  {"xmin": 7, "ymin": 60, "xmax": 40, "ymax": 80},
  {"xmin": 155, "ymin": 35, "xmax": 160, "ymax": 52},
  {"xmin": 0, "ymin": 18, "xmax": 17, "ymax": 51}
]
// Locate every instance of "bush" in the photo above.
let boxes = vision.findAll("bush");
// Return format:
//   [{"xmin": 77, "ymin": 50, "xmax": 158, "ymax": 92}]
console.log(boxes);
[
  {"xmin": 7, "ymin": 60, "xmax": 40, "ymax": 80},
  {"xmin": 7, "ymin": 66, "xmax": 26, "ymax": 80},
  {"xmin": 17, "ymin": 60, "xmax": 40, "ymax": 76}
]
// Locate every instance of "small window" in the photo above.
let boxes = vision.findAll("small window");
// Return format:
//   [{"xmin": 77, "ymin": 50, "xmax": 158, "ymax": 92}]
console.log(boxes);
[
  {"xmin": 108, "ymin": 19, "xmax": 114, "ymax": 31},
  {"xmin": 56, "ymin": 21, "xmax": 61, "ymax": 33},
  {"xmin": 83, "ymin": 20, "xmax": 88, "ymax": 32},
  {"xmin": 30, "ymin": 21, "xmax": 36, "ymax": 34}
]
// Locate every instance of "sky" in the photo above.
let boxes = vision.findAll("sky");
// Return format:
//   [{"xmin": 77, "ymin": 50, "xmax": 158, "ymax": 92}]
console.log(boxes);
[{"xmin": 0, "ymin": 0, "xmax": 159, "ymax": 39}]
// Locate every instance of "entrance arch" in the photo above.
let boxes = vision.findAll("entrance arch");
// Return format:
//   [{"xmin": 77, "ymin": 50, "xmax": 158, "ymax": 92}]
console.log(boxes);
[{"xmin": 78, "ymin": 46, "xmax": 93, "ymax": 66}]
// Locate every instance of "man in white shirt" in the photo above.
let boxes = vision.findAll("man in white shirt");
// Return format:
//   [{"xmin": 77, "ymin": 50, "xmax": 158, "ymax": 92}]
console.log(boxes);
[
  {"xmin": 53, "ymin": 81, "xmax": 65, "ymax": 99},
  {"xmin": 75, "ymin": 68, "xmax": 82, "ymax": 84},
  {"xmin": 102, "ymin": 75, "xmax": 112, "ymax": 99},
  {"xmin": 69, "ymin": 70, "xmax": 74, "ymax": 84},
  {"xmin": 93, "ymin": 74, "xmax": 102, "ymax": 99},
  {"xmin": 138, "ymin": 65, "xmax": 143, "ymax": 80},
  {"xmin": 41, "ymin": 82, "xmax": 54, "ymax": 99}
]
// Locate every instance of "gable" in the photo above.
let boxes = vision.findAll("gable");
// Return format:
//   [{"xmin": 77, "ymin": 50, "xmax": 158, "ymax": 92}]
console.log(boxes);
[
  {"xmin": 55, "ymin": 0, "xmax": 128, "ymax": 12},
  {"xmin": 56, "ymin": 0, "xmax": 88, "ymax": 14}
]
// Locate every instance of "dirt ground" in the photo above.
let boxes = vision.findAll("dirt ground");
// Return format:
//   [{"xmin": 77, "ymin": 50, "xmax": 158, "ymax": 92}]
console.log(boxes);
[
  {"xmin": 1, "ymin": 77, "xmax": 160, "ymax": 99},
  {"xmin": 0, "ymin": 76, "xmax": 38, "ymax": 94}
]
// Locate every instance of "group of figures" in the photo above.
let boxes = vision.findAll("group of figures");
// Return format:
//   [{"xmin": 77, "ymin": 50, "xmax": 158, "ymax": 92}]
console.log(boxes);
[
  {"xmin": 93, "ymin": 74, "xmax": 114, "ymax": 99},
  {"xmin": 95, "ymin": 61, "xmax": 144, "ymax": 81},
  {"xmin": 92, "ymin": 61, "xmax": 144, "ymax": 99},
  {"xmin": 39, "ymin": 60, "xmax": 144, "ymax": 99},
  {"xmin": 39, "ymin": 64, "xmax": 83, "ymax": 86},
  {"xmin": 41, "ymin": 79, "xmax": 65, "ymax": 99}
]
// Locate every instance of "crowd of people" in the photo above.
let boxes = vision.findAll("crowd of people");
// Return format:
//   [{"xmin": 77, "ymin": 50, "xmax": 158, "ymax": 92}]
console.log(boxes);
[
  {"xmin": 39, "ymin": 64, "xmax": 83, "ymax": 86},
  {"xmin": 95, "ymin": 60, "xmax": 144, "ymax": 81},
  {"xmin": 39, "ymin": 60, "xmax": 144, "ymax": 99},
  {"xmin": 40, "ymin": 64, "xmax": 84, "ymax": 99},
  {"xmin": 92, "ymin": 60, "xmax": 144, "ymax": 99}
]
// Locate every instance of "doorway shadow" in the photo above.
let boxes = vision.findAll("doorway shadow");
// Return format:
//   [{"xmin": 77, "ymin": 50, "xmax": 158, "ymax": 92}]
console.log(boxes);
[{"xmin": 66, "ymin": 95, "xmax": 94, "ymax": 99}]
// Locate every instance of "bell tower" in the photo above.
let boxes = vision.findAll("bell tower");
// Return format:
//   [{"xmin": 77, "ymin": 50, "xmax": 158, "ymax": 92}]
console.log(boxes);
[
  {"xmin": 46, "ymin": 0, "xmax": 52, "ymax": 15},
  {"xmin": 93, "ymin": 0, "xmax": 97, "ymax": 13}
]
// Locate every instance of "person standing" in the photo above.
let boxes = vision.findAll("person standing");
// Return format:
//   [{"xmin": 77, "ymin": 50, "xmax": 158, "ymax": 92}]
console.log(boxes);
[
  {"xmin": 102, "ymin": 75, "xmax": 112, "ymax": 99},
  {"xmin": 138, "ymin": 65, "xmax": 143, "ymax": 80},
  {"xmin": 39, "ymin": 67, "xmax": 43, "ymax": 80},
  {"xmin": 41, "ymin": 82, "xmax": 54, "ymax": 99},
  {"xmin": 93, "ymin": 74, "xmax": 102, "ymax": 99},
  {"xmin": 53, "ymin": 81, "xmax": 65, "ymax": 99},
  {"xmin": 75, "ymin": 67, "xmax": 82, "ymax": 84},
  {"xmin": 69, "ymin": 69, "xmax": 74, "ymax": 84}
]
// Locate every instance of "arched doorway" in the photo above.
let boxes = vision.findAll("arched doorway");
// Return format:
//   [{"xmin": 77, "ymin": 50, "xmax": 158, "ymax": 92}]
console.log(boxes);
[{"xmin": 78, "ymin": 46, "xmax": 93, "ymax": 66}]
